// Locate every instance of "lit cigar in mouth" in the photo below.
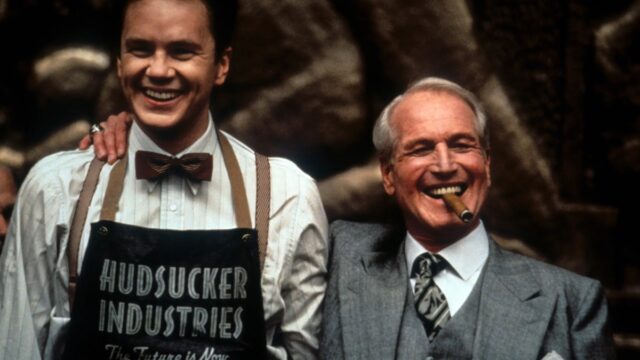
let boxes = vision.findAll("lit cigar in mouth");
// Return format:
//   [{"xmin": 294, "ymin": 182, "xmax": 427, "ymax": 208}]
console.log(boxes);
[{"xmin": 442, "ymin": 193, "xmax": 474, "ymax": 223}]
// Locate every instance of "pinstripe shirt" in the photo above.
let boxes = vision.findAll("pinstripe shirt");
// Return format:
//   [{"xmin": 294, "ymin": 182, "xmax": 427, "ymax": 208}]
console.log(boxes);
[{"xmin": 0, "ymin": 117, "xmax": 328, "ymax": 360}]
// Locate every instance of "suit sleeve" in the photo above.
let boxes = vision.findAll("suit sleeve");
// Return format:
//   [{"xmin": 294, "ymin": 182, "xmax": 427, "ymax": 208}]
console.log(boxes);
[
  {"xmin": 320, "ymin": 224, "xmax": 345, "ymax": 360},
  {"xmin": 571, "ymin": 280, "xmax": 616, "ymax": 360}
]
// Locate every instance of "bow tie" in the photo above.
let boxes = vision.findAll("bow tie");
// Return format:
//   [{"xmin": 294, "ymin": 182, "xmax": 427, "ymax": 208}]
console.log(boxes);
[{"xmin": 135, "ymin": 151, "xmax": 213, "ymax": 181}]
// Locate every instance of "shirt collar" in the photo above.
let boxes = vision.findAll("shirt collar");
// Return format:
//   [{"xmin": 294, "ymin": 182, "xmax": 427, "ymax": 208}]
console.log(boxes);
[
  {"xmin": 128, "ymin": 113, "xmax": 217, "ymax": 195},
  {"xmin": 405, "ymin": 221, "xmax": 489, "ymax": 281}
]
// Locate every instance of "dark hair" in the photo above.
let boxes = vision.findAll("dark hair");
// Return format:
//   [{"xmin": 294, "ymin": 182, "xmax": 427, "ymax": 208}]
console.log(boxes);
[{"xmin": 111, "ymin": 0, "xmax": 237, "ymax": 62}]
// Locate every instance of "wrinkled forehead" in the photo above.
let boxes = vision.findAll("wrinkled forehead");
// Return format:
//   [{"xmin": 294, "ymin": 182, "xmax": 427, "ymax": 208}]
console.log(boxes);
[{"xmin": 391, "ymin": 89, "xmax": 478, "ymax": 128}]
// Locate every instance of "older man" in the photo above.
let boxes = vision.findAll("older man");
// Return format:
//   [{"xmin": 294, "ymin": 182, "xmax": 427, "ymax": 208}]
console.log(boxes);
[
  {"xmin": 321, "ymin": 77, "xmax": 614, "ymax": 360},
  {"xmin": 0, "ymin": 1, "xmax": 327, "ymax": 359}
]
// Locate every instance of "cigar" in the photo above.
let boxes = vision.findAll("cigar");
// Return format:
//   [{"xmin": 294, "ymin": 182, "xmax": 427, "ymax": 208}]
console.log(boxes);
[{"xmin": 441, "ymin": 193, "xmax": 474, "ymax": 223}]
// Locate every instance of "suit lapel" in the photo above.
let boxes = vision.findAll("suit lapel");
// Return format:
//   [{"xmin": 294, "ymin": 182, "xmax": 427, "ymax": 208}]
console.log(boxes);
[
  {"xmin": 341, "ymin": 239, "xmax": 408, "ymax": 359},
  {"xmin": 474, "ymin": 241, "xmax": 557, "ymax": 359}
]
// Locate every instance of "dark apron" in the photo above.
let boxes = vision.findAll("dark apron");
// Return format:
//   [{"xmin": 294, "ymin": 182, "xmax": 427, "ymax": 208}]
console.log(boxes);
[{"xmin": 62, "ymin": 134, "xmax": 268, "ymax": 360}]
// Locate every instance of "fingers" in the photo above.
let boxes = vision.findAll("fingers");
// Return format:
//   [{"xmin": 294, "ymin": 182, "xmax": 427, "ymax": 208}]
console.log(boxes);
[
  {"xmin": 113, "ymin": 112, "xmax": 131, "ymax": 159},
  {"xmin": 78, "ymin": 135, "xmax": 92, "ymax": 150},
  {"xmin": 92, "ymin": 129, "xmax": 108, "ymax": 161},
  {"xmin": 88, "ymin": 112, "xmax": 132, "ymax": 164}
]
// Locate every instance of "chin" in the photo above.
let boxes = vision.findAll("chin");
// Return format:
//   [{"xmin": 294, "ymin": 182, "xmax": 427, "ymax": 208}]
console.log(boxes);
[
  {"xmin": 420, "ymin": 213, "xmax": 475, "ymax": 236},
  {"xmin": 133, "ymin": 106, "xmax": 185, "ymax": 129}
]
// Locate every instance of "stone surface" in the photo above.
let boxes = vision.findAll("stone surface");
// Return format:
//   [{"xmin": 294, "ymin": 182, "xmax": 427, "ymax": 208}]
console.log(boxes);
[
  {"xmin": 219, "ymin": 1, "xmax": 368, "ymax": 177},
  {"xmin": 0, "ymin": 0, "xmax": 638, "ymax": 290}
]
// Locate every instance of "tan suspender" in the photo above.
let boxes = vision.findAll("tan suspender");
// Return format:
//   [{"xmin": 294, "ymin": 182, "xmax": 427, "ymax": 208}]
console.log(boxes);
[
  {"xmin": 217, "ymin": 132, "xmax": 252, "ymax": 229},
  {"xmin": 67, "ymin": 158, "xmax": 105, "ymax": 309},
  {"xmin": 255, "ymin": 153, "xmax": 271, "ymax": 270},
  {"xmin": 67, "ymin": 136, "xmax": 271, "ymax": 307},
  {"xmin": 100, "ymin": 155, "xmax": 128, "ymax": 221}
]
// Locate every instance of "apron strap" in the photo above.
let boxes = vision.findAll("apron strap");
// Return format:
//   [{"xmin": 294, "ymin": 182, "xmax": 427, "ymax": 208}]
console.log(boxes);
[
  {"xmin": 100, "ymin": 155, "xmax": 128, "ymax": 221},
  {"xmin": 67, "ymin": 158, "xmax": 105, "ymax": 309},
  {"xmin": 67, "ymin": 130, "xmax": 272, "ymax": 305},
  {"xmin": 255, "ymin": 153, "xmax": 271, "ymax": 271}
]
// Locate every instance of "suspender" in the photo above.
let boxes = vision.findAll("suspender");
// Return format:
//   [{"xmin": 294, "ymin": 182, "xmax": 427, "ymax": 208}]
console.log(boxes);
[
  {"xmin": 66, "ymin": 136, "xmax": 271, "ymax": 307},
  {"xmin": 255, "ymin": 153, "xmax": 271, "ymax": 271},
  {"xmin": 67, "ymin": 159, "xmax": 105, "ymax": 308}
]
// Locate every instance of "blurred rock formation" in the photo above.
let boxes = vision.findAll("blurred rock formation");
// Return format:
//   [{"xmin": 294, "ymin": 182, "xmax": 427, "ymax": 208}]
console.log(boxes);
[
  {"xmin": 0, "ymin": 0, "xmax": 638, "ymax": 286},
  {"xmin": 2, "ymin": 0, "xmax": 639, "ymax": 356}
]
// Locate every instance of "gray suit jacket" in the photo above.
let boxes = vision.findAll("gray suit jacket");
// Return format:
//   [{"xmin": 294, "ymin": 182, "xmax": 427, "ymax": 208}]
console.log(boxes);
[{"xmin": 321, "ymin": 221, "xmax": 615, "ymax": 360}]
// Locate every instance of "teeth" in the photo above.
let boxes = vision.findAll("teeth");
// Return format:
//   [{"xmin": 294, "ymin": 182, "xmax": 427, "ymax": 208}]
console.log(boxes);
[
  {"xmin": 429, "ymin": 186, "xmax": 462, "ymax": 196},
  {"xmin": 145, "ymin": 89, "xmax": 179, "ymax": 101}
]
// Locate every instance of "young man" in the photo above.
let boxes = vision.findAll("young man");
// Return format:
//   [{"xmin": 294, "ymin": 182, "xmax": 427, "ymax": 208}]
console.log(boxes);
[
  {"xmin": 321, "ymin": 77, "xmax": 614, "ymax": 359},
  {"xmin": 0, "ymin": 1, "xmax": 327, "ymax": 359}
]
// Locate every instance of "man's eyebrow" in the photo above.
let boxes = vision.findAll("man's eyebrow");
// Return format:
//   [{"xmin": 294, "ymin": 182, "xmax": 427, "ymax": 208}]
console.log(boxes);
[
  {"xmin": 403, "ymin": 138, "xmax": 435, "ymax": 149},
  {"xmin": 123, "ymin": 38, "xmax": 150, "ymax": 46},
  {"xmin": 168, "ymin": 40, "xmax": 203, "ymax": 50},
  {"xmin": 449, "ymin": 133, "xmax": 479, "ymax": 142}
]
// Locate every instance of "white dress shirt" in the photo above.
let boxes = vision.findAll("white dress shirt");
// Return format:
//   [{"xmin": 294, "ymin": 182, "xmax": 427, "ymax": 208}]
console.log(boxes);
[
  {"xmin": 405, "ymin": 222, "xmax": 489, "ymax": 315},
  {"xmin": 0, "ymin": 116, "xmax": 328, "ymax": 360}
]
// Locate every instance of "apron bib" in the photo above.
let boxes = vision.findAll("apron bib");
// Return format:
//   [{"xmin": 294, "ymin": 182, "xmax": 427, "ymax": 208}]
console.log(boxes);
[{"xmin": 62, "ymin": 133, "xmax": 269, "ymax": 360}]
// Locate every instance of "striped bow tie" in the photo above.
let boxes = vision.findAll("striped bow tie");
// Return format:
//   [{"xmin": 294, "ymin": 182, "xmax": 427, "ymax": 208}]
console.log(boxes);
[{"xmin": 135, "ymin": 151, "xmax": 212, "ymax": 181}]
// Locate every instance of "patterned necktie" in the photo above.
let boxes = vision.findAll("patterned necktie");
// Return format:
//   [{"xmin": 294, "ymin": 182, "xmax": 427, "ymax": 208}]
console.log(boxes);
[
  {"xmin": 135, "ymin": 151, "xmax": 213, "ymax": 181},
  {"xmin": 411, "ymin": 252, "xmax": 451, "ymax": 341}
]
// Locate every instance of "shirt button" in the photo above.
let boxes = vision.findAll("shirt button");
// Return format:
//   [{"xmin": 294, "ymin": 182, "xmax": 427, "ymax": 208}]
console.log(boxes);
[{"xmin": 169, "ymin": 204, "xmax": 177, "ymax": 212}]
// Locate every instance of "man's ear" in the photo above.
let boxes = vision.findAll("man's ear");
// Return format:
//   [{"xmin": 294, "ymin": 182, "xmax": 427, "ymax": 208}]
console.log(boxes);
[
  {"xmin": 482, "ymin": 148, "xmax": 491, "ymax": 187},
  {"xmin": 213, "ymin": 47, "xmax": 232, "ymax": 85},
  {"xmin": 116, "ymin": 57, "xmax": 122, "ymax": 78},
  {"xmin": 380, "ymin": 158, "xmax": 396, "ymax": 196},
  {"xmin": 485, "ymin": 152, "xmax": 491, "ymax": 187}
]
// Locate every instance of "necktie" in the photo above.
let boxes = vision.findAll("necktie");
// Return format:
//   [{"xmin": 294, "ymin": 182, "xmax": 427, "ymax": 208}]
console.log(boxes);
[
  {"xmin": 135, "ymin": 151, "xmax": 213, "ymax": 181},
  {"xmin": 411, "ymin": 252, "xmax": 451, "ymax": 341}
]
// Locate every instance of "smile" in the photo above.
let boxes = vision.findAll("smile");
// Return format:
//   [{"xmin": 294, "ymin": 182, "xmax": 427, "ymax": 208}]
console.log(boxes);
[
  {"xmin": 423, "ymin": 184, "xmax": 467, "ymax": 198},
  {"xmin": 144, "ymin": 88, "xmax": 181, "ymax": 101}
]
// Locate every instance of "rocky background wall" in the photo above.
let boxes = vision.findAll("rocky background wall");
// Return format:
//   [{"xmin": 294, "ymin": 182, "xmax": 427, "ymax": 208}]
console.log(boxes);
[{"xmin": 0, "ymin": 0, "xmax": 639, "ymax": 356}]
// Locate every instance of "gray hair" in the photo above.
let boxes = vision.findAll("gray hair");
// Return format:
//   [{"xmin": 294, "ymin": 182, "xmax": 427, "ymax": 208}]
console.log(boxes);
[{"xmin": 372, "ymin": 77, "xmax": 489, "ymax": 162}]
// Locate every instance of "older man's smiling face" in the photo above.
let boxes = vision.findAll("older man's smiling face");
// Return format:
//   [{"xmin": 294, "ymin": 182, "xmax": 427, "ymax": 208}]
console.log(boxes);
[{"xmin": 381, "ymin": 90, "xmax": 491, "ymax": 249}]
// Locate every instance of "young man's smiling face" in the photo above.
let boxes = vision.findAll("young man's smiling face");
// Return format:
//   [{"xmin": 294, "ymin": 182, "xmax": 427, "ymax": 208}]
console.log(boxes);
[
  {"xmin": 118, "ymin": 0, "xmax": 230, "ymax": 153},
  {"xmin": 381, "ymin": 90, "xmax": 491, "ymax": 250}
]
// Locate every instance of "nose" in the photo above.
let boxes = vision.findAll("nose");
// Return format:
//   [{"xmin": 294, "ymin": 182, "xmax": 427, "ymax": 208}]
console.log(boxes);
[
  {"xmin": 430, "ymin": 143, "xmax": 458, "ymax": 175},
  {"xmin": 145, "ymin": 52, "xmax": 175, "ymax": 79}
]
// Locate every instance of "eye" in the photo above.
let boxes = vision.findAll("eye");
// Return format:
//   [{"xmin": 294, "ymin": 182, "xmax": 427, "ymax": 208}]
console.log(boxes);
[
  {"xmin": 168, "ymin": 42, "xmax": 200, "ymax": 61},
  {"xmin": 171, "ymin": 48, "xmax": 196, "ymax": 61},
  {"xmin": 127, "ymin": 45, "xmax": 153, "ymax": 58},
  {"xmin": 449, "ymin": 138, "xmax": 481, "ymax": 153},
  {"xmin": 407, "ymin": 145, "xmax": 435, "ymax": 157},
  {"xmin": 450, "ymin": 143, "xmax": 473, "ymax": 152}
]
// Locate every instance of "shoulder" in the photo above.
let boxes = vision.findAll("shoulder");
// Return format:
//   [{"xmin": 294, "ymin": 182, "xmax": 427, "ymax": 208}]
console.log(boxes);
[
  {"xmin": 492, "ymin": 244, "xmax": 602, "ymax": 301},
  {"xmin": 329, "ymin": 220, "xmax": 401, "ymax": 259},
  {"xmin": 13, "ymin": 149, "xmax": 96, "ymax": 229},
  {"xmin": 222, "ymin": 131, "xmax": 316, "ymax": 185},
  {"xmin": 20, "ymin": 149, "xmax": 95, "ymax": 197},
  {"xmin": 222, "ymin": 131, "xmax": 320, "ymax": 205}
]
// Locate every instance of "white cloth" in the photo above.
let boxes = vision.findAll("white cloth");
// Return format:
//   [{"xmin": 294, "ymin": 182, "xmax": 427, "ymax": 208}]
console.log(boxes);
[
  {"xmin": 405, "ymin": 222, "xmax": 489, "ymax": 316},
  {"xmin": 0, "ymin": 117, "xmax": 329, "ymax": 360}
]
